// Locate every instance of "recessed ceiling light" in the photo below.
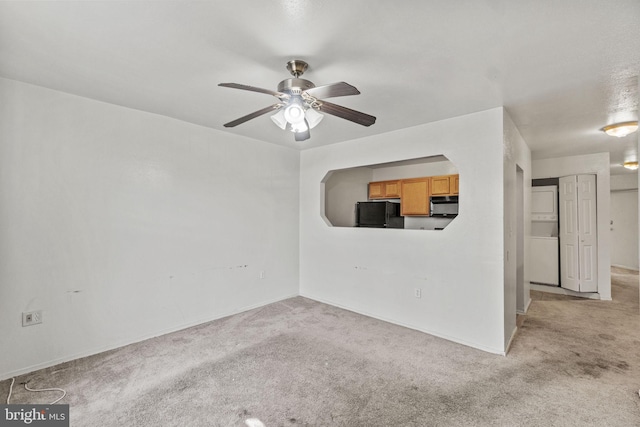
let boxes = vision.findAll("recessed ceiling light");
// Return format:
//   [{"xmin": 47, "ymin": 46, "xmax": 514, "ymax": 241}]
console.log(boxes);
[
  {"xmin": 623, "ymin": 161, "xmax": 639, "ymax": 170},
  {"xmin": 602, "ymin": 121, "xmax": 638, "ymax": 138}
]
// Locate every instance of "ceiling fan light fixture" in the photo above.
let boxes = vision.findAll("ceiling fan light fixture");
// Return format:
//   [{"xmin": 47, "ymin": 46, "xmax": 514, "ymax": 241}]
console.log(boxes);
[
  {"xmin": 270, "ymin": 110, "xmax": 287, "ymax": 130},
  {"xmin": 219, "ymin": 60, "xmax": 376, "ymax": 141},
  {"xmin": 290, "ymin": 121, "xmax": 309, "ymax": 133},
  {"xmin": 305, "ymin": 107, "xmax": 324, "ymax": 129},
  {"xmin": 602, "ymin": 121, "xmax": 638, "ymax": 138},
  {"xmin": 283, "ymin": 99, "xmax": 306, "ymax": 125},
  {"xmin": 623, "ymin": 161, "xmax": 639, "ymax": 170}
]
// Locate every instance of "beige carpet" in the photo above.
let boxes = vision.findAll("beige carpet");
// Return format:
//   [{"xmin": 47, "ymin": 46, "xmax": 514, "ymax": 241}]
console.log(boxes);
[{"xmin": 2, "ymin": 267, "xmax": 639, "ymax": 426}]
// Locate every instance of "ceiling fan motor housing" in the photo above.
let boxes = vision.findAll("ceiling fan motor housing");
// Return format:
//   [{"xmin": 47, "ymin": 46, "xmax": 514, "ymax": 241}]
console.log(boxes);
[
  {"xmin": 286, "ymin": 59, "xmax": 308, "ymax": 78},
  {"xmin": 277, "ymin": 78, "xmax": 315, "ymax": 95}
]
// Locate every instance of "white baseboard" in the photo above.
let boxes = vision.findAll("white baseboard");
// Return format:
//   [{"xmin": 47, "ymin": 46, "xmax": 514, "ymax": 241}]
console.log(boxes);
[
  {"xmin": 611, "ymin": 264, "xmax": 639, "ymax": 272},
  {"xmin": 530, "ymin": 283, "xmax": 602, "ymax": 300},
  {"xmin": 505, "ymin": 326, "xmax": 518, "ymax": 354},
  {"xmin": 299, "ymin": 292, "xmax": 506, "ymax": 356},
  {"xmin": 516, "ymin": 297, "xmax": 532, "ymax": 315},
  {"xmin": 0, "ymin": 293, "xmax": 299, "ymax": 381}
]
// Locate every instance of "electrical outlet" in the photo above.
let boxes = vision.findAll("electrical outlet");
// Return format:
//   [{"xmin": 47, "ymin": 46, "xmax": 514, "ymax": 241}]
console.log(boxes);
[
  {"xmin": 414, "ymin": 288, "xmax": 422, "ymax": 298},
  {"xmin": 22, "ymin": 310, "xmax": 42, "ymax": 327}
]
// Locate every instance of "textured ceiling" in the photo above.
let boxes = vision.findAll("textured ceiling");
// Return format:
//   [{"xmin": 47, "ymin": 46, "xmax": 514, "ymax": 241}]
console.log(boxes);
[{"xmin": 0, "ymin": 1, "xmax": 638, "ymax": 174}]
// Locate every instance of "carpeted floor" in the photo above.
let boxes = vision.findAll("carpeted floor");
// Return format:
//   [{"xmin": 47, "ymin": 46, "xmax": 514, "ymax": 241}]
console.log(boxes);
[{"xmin": 2, "ymin": 267, "xmax": 639, "ymax": 426}]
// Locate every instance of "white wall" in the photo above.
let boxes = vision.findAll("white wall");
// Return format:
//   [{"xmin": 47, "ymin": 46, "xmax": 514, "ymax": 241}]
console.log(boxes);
[
  {"xmin": 610, "ymin": 174, "xmax": 638, "ymax": 270},
  {"xmin": 0, "ymin": 78, "xmax": 300, "ymax": 379},
  {"xmin": 324, "ymin": 167, "xmax": 372, "ymax": 227},
  {"xmin": 300, "ymin": 108, "xmax": 509, "ymax": 354},
  {"xmin": 532, "ymin": 153, "xmax": 612, "ymax": 300},
  {"xmin": 502, "ymin": 111, "xmax": 532, "ymax": 349},
  {"xmin": 370, "ymin": 159, "xmax": 458, "ymax": 181},
  {"xmin": 611, "ymin": 174, "xmax": 638, "ymax": 191}
]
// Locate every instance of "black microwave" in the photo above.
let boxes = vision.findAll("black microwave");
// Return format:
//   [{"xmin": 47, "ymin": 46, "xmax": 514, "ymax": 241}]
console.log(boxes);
[{"xmin": 430, "ymin": 196, "xmax": 458, "ymax": 217}]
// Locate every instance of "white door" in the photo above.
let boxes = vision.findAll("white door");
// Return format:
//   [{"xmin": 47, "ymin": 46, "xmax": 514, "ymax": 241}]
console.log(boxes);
[
  {"xmin": 559, "ymin": 176, "xmax": 580, "ymax": 291},
  {"xmin": 577, "ymin": 174, "xmax": 598, "ymax": 292},
  {"xmin": 559, "ymin": 174, "xmax": 598, "ymax": 292}
]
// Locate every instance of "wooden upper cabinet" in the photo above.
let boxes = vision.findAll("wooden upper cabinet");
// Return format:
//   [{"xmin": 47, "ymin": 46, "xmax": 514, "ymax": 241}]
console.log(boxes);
[
  {"xmin": 384, "ymin": 180, "xmax": 401, "ymax": 198},
  {"xmin": 369, "ymin": 174, "xmax": 458, "ymax": 216},
  {"xmin": 430, "ymin": 175, "xmax": 451, "ymax": 196},
  {"xmin": 369, "ymin": 181, "xmax": 385, "ymax": 199},
  {"xmin": 431, "ymin": 174, "xmax": 459, "ymax": 196},
  {"xmin": 400, "ymin": 178, "xmax": 430, "ymax": 216},
  {"xmin": 369, "ymin": 180, "xmax": 401, "ymax": 199}
]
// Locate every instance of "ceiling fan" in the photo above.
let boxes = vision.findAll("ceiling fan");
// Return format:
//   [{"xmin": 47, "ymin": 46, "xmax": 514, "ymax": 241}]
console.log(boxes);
[{"xmin": 218, "ymin": 60, "xmax": 376, "ymax": 142}]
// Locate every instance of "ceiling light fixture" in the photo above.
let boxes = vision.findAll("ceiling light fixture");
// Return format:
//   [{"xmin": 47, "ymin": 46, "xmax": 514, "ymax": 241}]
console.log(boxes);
[
  {"xmin": 602, "ymin": 121, "xmax": 638, "ymax": 138},
  {"xmin": 623, "ymin": 161, "xmax": 639, "ymax": 170},
  {"xmin": 219, "ymin": 60, "xmax": 375, "ymax": 142},
  {"xmin": 283, "ymin": 98, "xmax": 306, "ymax": 126},
  {"xmin": 270, "ymin": 97, "xmax": 324, "ymax": 133}
]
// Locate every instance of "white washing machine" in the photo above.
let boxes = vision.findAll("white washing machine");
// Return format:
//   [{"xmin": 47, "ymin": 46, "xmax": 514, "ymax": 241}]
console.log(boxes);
[{"xmin": 530, "ymin": 236, "xmax": 559, "ymax": 286}]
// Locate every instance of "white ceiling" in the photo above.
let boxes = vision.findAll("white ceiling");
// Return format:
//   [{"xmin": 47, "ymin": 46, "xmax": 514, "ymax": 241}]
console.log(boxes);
[{"xmin": 1, "ymin": 1, "xmax": 638, "ymax": 174}]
